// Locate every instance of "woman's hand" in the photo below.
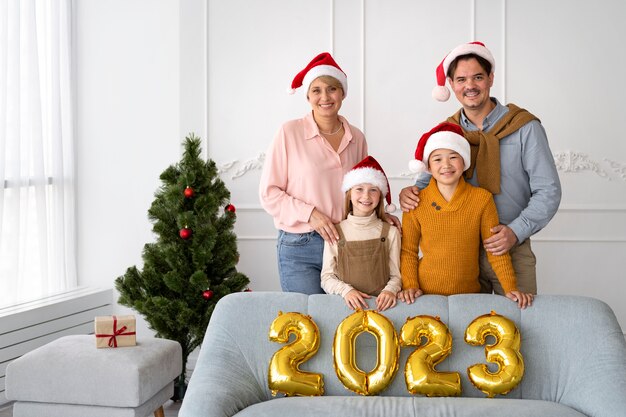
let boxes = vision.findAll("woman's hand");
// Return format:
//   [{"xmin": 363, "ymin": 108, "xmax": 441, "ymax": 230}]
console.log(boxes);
[
  {"xmin": 397, "ymin": 288, "xmax": 423, "ymax": 304},
  {"xmin": 506, "ymin": 291, "xmax": 534, "ymax": 309},
  {"xmin": 344, "ymin": 289, "xmax": 371, "ymax": 310},
  {"xmin": 383, "ymin": 213, "xmax": 401, "ymax": 233},
  {"xmin": 308, "ymin": 208, "xmax": 339, "ymax": 244},
  {"xmin": 399, "ymin": 186, "xmax": 421, "ymax": 212},
  {"xmin": 376, "ymin": 290, "xmax": 397, "ymax": 311}
]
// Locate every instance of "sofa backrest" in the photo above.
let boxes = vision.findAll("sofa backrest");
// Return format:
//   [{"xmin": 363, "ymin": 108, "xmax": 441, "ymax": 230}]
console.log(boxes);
[{"xmin": 188, "ymin": 292, "xmax": 626, "ymax": 415}]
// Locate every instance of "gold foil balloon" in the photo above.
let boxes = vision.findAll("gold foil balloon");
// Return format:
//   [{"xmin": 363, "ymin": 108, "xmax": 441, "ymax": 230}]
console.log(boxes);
[
  {"xmin": 400, "ymin": 315, "xmax": 461, "ymax": 396},
  {"xmin": 268, "ymin": 311, "xmax": 324, "ymax": 396},
  {"xmin": 464, "ymin": 311, "xmax": 525, "ymax": 397},
  {"xmin": 333, "ymin": 310, "xmax": 399, "ymax": 395}
]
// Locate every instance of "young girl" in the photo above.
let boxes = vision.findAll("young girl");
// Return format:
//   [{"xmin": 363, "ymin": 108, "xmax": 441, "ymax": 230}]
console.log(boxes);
[
  {"xmin": 320, "ymin": 156, "xmax": 401, "ymax": 311},
  {"xmin": 400, "ymin": 122, "xmax": 533, "ymax": 309}
]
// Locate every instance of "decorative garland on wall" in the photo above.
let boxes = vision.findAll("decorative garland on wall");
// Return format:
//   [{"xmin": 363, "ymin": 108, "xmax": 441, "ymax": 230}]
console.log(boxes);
[
  {"xmin": 218, "ymin": 152, "xmax": 265, "ymax": 179},
  {"xmin": 217, "ymin": 151, "xmax": 626, "ymax": 182}
]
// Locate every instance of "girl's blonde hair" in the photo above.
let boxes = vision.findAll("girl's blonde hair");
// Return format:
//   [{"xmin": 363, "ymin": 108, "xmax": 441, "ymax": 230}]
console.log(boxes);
[{"xmin": 343, "ymin": 187, "xmax": 385, "ymax": 220}]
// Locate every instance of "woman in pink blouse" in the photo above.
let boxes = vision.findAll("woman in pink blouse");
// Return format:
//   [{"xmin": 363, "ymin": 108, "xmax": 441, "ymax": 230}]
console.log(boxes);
[{"xmin": 259, "ymin": 52, "xmax": 368, "ymax": 294}]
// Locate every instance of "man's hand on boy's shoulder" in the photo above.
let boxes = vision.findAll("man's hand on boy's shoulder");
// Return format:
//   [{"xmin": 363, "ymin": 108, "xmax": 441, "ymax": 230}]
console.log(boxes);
[{"xmin": 399, "ymin": 186, "xmax": 421, "ymax": 212}]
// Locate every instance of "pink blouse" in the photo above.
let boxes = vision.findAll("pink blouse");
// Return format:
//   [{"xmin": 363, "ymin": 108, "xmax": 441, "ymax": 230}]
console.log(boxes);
[{"xmin": 259, "ymin": 112, "xmax": 368, "ymax": 233}]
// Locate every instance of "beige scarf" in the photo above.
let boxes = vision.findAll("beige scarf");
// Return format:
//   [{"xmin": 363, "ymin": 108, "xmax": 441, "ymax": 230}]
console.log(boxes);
[{"xmin": 446, "ymin": 103, "xmax": 538, "ymax": 194}]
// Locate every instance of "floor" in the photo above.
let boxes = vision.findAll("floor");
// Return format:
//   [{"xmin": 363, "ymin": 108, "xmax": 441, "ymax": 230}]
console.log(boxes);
[{"xmin": 0, "ymin": 400, "xmax": 181, "ymax": 416}]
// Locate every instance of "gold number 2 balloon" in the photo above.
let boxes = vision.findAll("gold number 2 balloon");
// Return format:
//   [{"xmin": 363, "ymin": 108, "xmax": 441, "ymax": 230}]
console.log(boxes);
[
  {"xmin": 400, "ymin": 315, "xmax": 461, "ymax": 397},
  {"xmin": 464, "ymin": 311, "xmax": 525, "ymax": 397},
  {"xmin": 333, "ymin": 310, "xmax": 399, "ymax": 395},
  {"xmin": 268, "ymin": 311, "xmax": 324, "ymax": 396}
]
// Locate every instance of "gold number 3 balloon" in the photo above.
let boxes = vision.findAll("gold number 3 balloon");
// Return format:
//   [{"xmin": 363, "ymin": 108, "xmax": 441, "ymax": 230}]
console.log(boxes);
[
  {"xmin": 400, "ymin": 315, "xmax": 461, "ymax": 397},
  {"xmin": 268, "ymin": 311, "xmax": 324, "ymax": 396},
  {"xmin": 464, "ymin": 311, "xmax": 525, "ymax": 397},
  {"xmin": 333, "ymin": 310, "xmax": 399, "ymax": 396}
]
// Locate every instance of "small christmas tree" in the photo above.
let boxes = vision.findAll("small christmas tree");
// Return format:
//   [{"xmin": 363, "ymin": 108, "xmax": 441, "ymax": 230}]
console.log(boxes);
[{"xmin": 115, "ymin": 134, "xmax": 249, "ymax": 400}]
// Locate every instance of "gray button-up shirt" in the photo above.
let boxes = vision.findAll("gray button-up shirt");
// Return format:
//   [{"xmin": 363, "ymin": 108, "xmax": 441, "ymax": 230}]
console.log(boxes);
[{"xmin": 416, "ymin": 98, "xmax": 561, "ymax": 243}]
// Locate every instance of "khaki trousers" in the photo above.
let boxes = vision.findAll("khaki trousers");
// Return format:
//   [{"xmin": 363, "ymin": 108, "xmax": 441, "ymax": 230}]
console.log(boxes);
[{"xmin": 479, "ymin": 239, "xmax": 537, "ymax": 295}]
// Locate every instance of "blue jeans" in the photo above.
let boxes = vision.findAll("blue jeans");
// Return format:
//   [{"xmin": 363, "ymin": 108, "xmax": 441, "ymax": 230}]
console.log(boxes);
[{"xmin": 277, "ymin": 230, "xmax": 325, "ymax": 295}]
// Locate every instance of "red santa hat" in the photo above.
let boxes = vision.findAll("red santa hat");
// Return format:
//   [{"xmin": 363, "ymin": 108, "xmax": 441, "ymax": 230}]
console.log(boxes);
[
  {"xmin": 342, "ymin": 156, "xmax": 396, "ymax": 213},
  {"xmin": 432, "ymin": 41, "xmax": 496, "ymax": 102},
  {"xmin": 409, "ymin": 122, "xmax": 471, "ymax": 174},
  {"xmin": 289, "ymin": 52, "xmax": 348, "ymax": 97}
]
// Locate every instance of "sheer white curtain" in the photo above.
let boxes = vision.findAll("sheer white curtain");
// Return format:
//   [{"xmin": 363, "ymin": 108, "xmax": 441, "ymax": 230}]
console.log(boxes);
[{"xmin": 0, "ymin": 0, "xmax": 77, "ymax": 307}]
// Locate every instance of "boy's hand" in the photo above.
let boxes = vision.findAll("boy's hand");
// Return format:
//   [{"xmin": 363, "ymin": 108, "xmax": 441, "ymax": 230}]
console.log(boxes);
[
  {"xmin": 376, "ymin": 291, "xmax": 397, "ymax": 311},
  {"xmin": 506, "ymin": 291, "xmax": 534, "ymax": 309},
  {"xmin": 399, "ymin": 186, "xmax": 420, "ymax": 212},
  {"xmin": 344, "ymin": 289, "xmax": 371, "ymax": 310},
  {"xmin": 397, "ymin": 288, "xmax": 423, "ymax": 304}
]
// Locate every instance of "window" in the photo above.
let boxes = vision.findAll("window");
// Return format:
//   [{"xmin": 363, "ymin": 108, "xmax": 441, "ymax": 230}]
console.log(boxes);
[{"xmin": 0, "ymin": 0, "xmax": 77, "ymax": 307}]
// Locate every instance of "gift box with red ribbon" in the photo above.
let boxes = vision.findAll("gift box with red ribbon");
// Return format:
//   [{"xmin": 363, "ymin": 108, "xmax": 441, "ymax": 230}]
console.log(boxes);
[{"xmin": 94, "ymin": 315, "xmax": 137, "ymax": 348}]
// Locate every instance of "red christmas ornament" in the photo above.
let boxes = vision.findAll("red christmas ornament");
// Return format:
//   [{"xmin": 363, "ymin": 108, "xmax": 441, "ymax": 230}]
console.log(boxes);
[
  {"xmin": 184, "ymin": 186, "xmax": 195, "ymax": 198},
  {"xmin": 202, "ymin": 289, "xmax": 214, "ymax": 300},
  {"xmin": 225, "ymin": 204, "xmax": 236, "ymax": 213},
  {"xmin": 179, "ymin": 227, "xmax": 192, "ymax": 240}
]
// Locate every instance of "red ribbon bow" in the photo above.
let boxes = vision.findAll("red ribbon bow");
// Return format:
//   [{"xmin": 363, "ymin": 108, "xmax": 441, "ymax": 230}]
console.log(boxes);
[{"xmin": 95, "ymin": 315, "xmax": 136, "ymax": 347}]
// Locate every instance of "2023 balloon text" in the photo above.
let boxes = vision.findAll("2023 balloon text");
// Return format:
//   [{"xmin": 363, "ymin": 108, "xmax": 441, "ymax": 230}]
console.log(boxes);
[{"xmin": 268, "ymin": 309, "xmax": 524, "ymax": 397}]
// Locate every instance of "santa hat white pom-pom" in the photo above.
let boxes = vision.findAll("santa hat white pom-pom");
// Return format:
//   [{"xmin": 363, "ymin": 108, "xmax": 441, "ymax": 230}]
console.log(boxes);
[
  {"xmin": 287, "ymin": 87, "xmax": 296, "ymax": 95},
  {"xmin": 432, "ymin": 85, "xmax": 450, "ymax": 102},
  {"xmin": 385, "ymin": 203, "xmax": 397, "ymax": 213},
  {"xmin": 409, "ymin": 159, "xmax": 426, "ymax": 173}
]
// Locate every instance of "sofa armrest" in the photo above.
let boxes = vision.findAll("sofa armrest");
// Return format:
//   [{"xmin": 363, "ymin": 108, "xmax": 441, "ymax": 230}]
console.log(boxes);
[
  {"xmin": 550, "ymin": 298, "xmax": 626, "ymax": 417},
  {"xmin": 179, "ymin": 313, "xmax": 267, "ymax": 417}
]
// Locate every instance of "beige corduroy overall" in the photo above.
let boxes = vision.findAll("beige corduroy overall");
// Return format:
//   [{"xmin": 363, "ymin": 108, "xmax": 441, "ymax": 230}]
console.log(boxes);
[{"xmin": 335, "ymin": 222, "xmax": 390, "ymax": 296}]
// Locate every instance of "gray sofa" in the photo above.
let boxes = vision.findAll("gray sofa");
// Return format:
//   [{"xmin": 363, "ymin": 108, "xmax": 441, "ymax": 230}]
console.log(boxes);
[{"xmin": 179, "ymin": 292, "xmax": 626, "ymax": 417}]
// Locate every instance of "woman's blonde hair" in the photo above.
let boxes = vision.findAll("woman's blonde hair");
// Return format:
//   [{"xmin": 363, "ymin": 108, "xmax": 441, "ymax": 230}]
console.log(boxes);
[{"xmin": 343, "ymin": 188, "xmax": 385, "ymax": 220}]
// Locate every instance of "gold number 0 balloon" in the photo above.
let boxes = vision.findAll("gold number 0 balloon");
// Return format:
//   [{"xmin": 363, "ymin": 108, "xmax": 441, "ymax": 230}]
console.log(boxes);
[
  {"xmin": 333, "ymin": 310, "xmax": 399, "ymax": 396},
  {"xmin": 268, "ymin": 311, "xmax": 324, "ymax": 396},
  {"xmin": 400, "ymin": 315, "xmax": 461, "ymax": 397},
  {"xmin": 465, "ymin": 311, "xmax": 525, "ymax": 397}
]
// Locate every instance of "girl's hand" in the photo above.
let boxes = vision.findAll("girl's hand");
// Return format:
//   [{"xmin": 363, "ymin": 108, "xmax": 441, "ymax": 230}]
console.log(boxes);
[
  {"xmin": 376, "ymin": 290, "xmax": 397, "ymax": 311},
  {"xmin": 344, "ymin": 289, "xmax": 371, "ymax": 310},
  {"xmin": 506, "ymin": 290, "xmax": 534, "ymax": 309},
  {"xmin": 308, "ymin": 208, "xmax": 339, "ymax": 244},
  {"xmin": 397, "ymin": 288, "xmax": 423, "ymax": 304}
]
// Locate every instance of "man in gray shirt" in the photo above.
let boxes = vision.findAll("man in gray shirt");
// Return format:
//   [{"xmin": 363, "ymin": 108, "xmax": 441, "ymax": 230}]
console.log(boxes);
[{"xmin": 400, "ymin": 41, "xmax": 561, "ymax": 301}]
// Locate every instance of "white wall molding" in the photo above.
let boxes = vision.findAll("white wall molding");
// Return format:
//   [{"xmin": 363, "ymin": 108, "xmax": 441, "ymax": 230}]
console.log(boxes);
[
  {"xmin": 605, "ymin": 158, "xmax": 626, "ymax": 181},
  {"xmin": 216, "ymin": 150, "xmax": 626, "ymax": 182},
  {"xmin": 554, "ymin": 151, "xmax": 608, "ymax": 177},
  {"xmin": 217, "ymin": 152, "xmax": 265, "ymax": 180},
  {"xmin": 553, "ymin": 151, "xmax": 626, "ymax": 182}
]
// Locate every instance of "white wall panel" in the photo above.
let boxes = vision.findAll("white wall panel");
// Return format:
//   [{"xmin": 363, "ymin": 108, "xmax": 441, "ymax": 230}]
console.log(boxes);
[
  {"xmin": 534, "ymin": 240, "xmax": 626, "ymax": 332},
  {"xmin": 506, "ymin": 0, "xmax": 626, "ymax": 206}
]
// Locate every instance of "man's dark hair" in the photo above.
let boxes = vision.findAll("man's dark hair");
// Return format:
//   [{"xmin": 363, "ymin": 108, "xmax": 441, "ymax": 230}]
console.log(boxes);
[{"xmin": 447, "ymin": 54, "xmax": 493, "ymax": 78}]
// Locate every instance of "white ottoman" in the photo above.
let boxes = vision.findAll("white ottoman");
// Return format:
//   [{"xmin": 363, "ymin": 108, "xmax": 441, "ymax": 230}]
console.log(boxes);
[{"xmin": 5, "ymin": 335, "xmax": 182, "ymax": 417}]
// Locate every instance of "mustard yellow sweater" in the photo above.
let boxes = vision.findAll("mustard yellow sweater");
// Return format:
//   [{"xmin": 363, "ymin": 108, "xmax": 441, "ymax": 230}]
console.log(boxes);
[{"xmin": 400, "ymin": 177, "xmax": 517, "ymax": 295}]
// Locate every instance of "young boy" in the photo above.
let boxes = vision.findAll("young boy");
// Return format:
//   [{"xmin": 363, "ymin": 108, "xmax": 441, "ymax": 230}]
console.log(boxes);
[{"xmin": 399, "ymin": 122, "xmax": 533, "ymax": 309}]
